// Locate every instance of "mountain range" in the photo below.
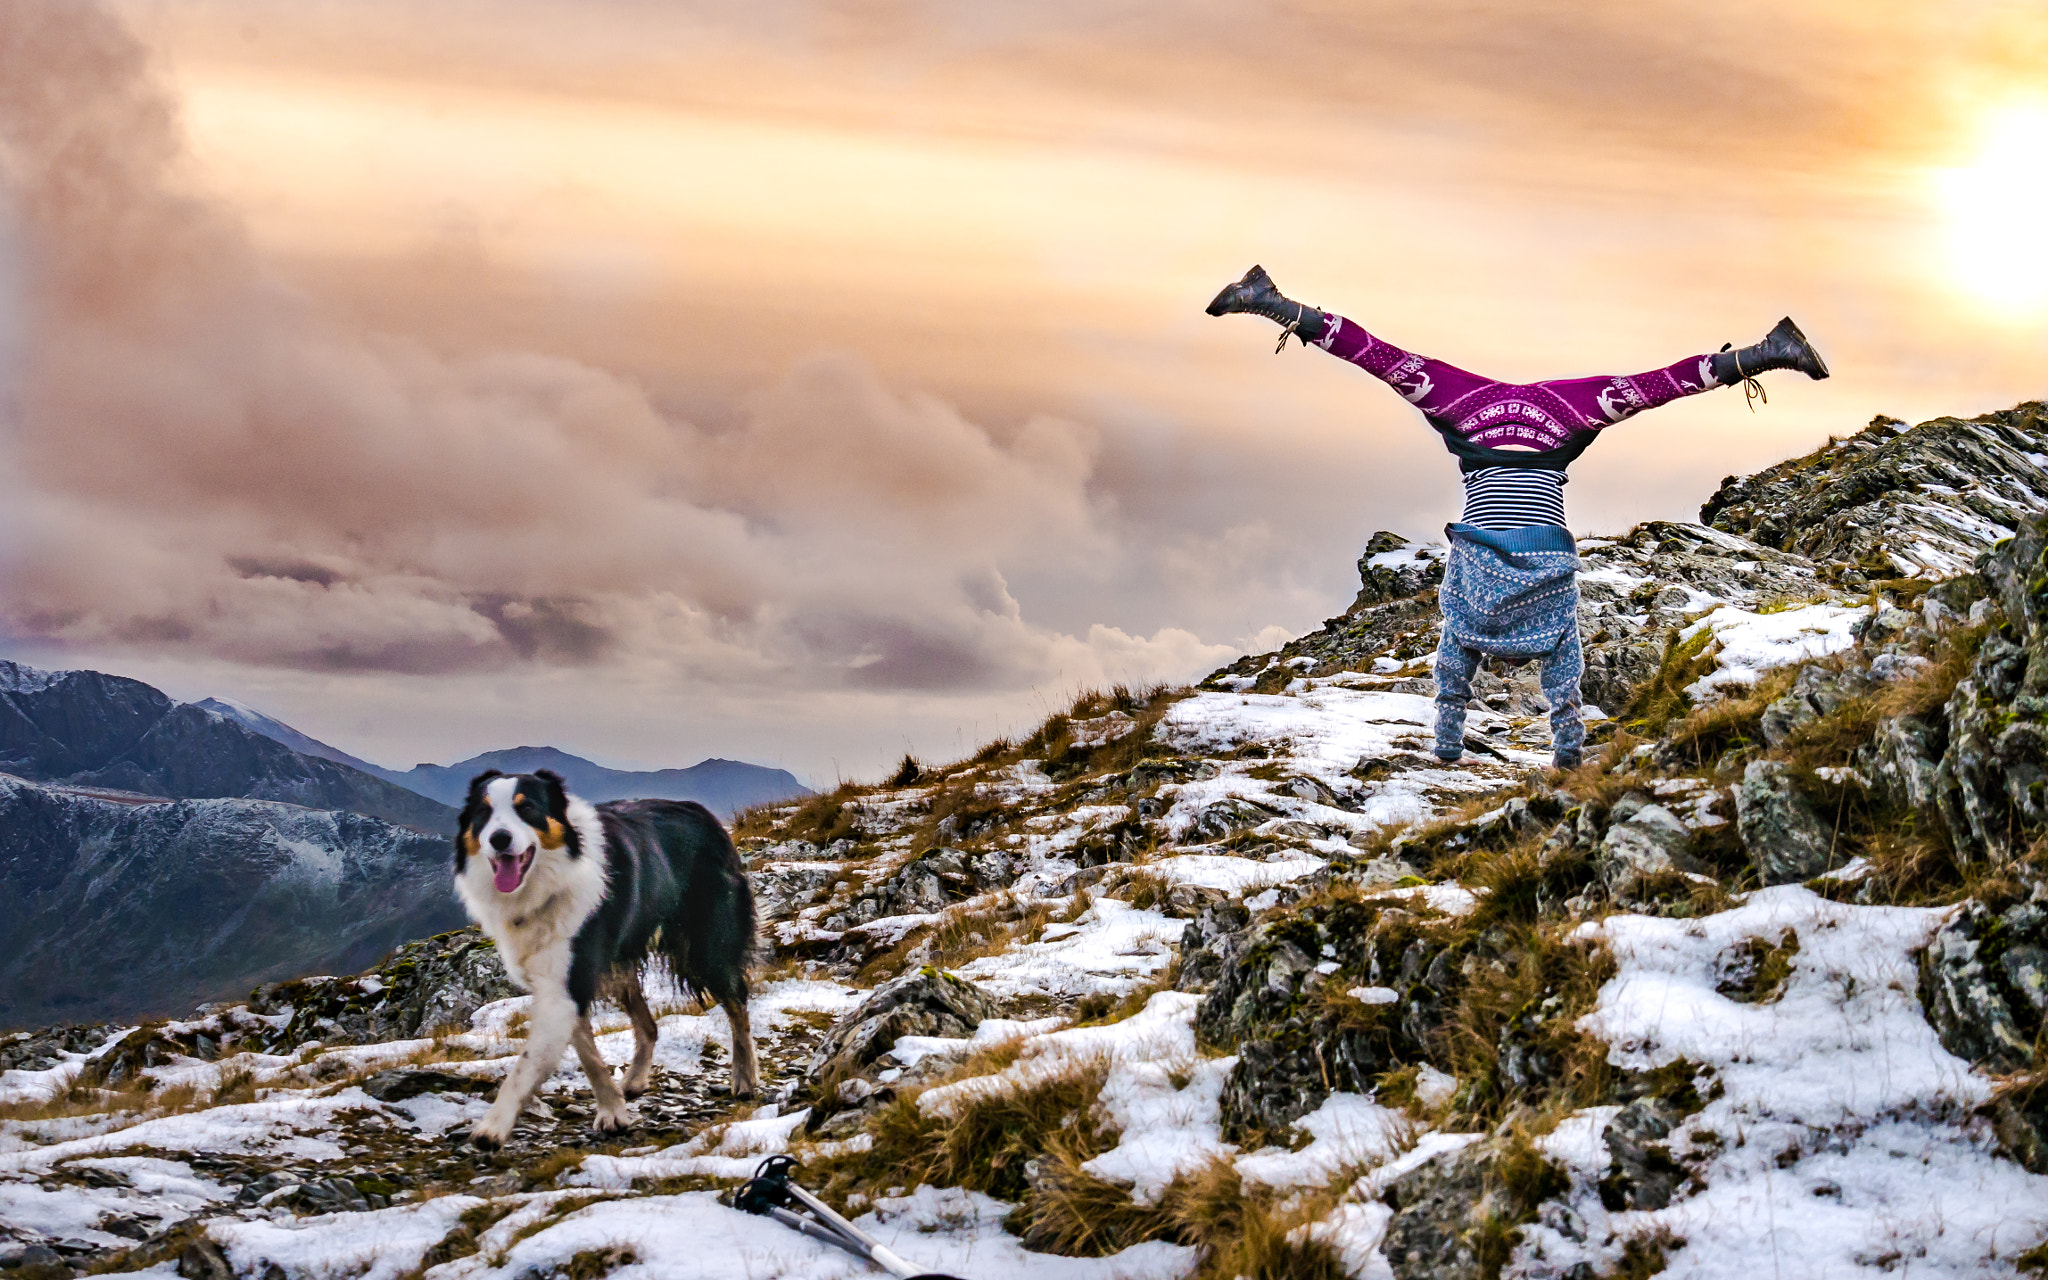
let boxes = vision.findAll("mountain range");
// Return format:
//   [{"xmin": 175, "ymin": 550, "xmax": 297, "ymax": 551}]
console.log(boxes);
[
  {"xmin": 195, "ymin": 699, "xmax": 810, "ymax": 817},
  {"xmin": 0, "ymin": 662, "xmax": 452, "ymax": 830},
  {"xmin": 0, "ymin": 775, "xmax": 465, "ymax": 1028}
]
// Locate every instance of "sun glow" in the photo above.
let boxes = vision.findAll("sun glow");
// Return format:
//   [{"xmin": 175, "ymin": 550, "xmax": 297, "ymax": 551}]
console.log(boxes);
[{"xmin": 1937, "ymin": 104, "xmax": 2048, "ymax": 316}]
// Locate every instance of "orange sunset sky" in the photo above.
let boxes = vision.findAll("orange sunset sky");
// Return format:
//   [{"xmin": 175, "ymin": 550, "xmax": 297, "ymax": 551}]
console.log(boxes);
[{"xmin": 1, "ymin": 0, "xmax": 2044, "ymax": 782}]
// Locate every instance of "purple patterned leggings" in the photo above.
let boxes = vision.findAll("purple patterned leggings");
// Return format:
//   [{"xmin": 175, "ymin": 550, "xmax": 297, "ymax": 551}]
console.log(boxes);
[{"xmin": 1315, "ymin": 314, "xmax": 1720, "ymax": 451}]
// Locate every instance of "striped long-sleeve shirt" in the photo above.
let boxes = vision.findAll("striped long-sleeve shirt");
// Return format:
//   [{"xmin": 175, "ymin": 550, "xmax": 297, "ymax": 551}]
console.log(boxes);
[{"xmin": 1459, "ymin": 467, "xmax": 1567, "ymax": 531}]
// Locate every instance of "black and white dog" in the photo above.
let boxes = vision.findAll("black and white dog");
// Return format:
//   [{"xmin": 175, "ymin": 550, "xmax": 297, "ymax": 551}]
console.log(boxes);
[{"xmin": 453, "ymin": 769, "xmax": 757, "ymax": 1148}]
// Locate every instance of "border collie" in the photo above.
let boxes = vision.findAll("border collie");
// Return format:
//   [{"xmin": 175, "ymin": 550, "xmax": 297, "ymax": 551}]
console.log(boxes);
[{"xmin": 453, "ymin": 768, "xmax": 757, "ymax": 1148}]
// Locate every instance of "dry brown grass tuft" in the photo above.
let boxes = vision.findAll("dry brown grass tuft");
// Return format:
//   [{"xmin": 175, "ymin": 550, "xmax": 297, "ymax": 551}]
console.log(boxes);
[
  {"xmin": 1117, "ymin": 868, "xmax": 1172, "ymax": 911},
  {"xmin": 734, "ymin": 782, "xmax": 873, "ymax": 844},
  {"xmin": 1434, "ymin": 923, "xmax": 1621, "ymax": 1125},
  {"xmin": 1620, "ymin": 625, "xmax": 1723, "ymax": 737},
  {"xmin": 0, "ymin": 1055, "xmax": 273, "ymax": 1125},
  {"xmin": 1008, "ymin": 1154, "xmax": 1346, "ymax": 1279},
  {"xmin": 853, "ymin": 893, "xmax": 1054, "ymax": 984},
  {"xmin": 1069, "ymin": 963, "xmax": 1182, "ymax": 1029},
  {"xmin": 1655, "ymin": 669, "xmax": 1792, "ymax": 774},
  {"xmin": 0, "ymin": 1070, "xmax": 158, "ymax": 1124},
  {"xmin": 418, "ymin": 1201, "xmax": 523, "ymax": 1270},
  {"xmin": 521, "ymin": 1148, "xmax": 591, "ymax": 1188},
  {"xmin": 811, "ymin": 1057, "xmax": 1112, "ymax": 1209},
  {"xmin": 1615, "ymin": 1226, "xmax": 1685, "ymax": 1278},
  {"xmin": 555, "ymin": 1247, "xmax": 638, "ymax": 1280}
]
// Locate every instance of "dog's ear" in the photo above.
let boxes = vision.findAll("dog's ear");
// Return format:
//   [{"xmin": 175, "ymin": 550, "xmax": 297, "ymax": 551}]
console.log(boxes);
[
  {"xmin": 532, "ymin": 769, "xmax": 570, "ymax": 818},
  {"xmin": 462, "ymin": 770, "xmax": 504, "ymax": 821}
]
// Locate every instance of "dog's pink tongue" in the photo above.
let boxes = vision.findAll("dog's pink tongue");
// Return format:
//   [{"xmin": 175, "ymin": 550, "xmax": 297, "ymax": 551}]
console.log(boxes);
[{"xmin": 492, "ymin": 855, "xmax": 524, "ymax": 893}]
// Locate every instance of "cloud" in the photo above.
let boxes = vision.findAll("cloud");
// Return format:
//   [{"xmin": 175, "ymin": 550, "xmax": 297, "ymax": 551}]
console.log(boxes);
[{"xmin": 0, "ymin": 0, "xmax": 1232, "ymax": 700}]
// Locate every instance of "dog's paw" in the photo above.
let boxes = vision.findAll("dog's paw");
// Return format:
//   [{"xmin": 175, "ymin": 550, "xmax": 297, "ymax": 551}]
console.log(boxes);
[
  {"xmin": 592, "ymin": 1103, "xmax": 633, "ymax": 1135},
  {"xmin": 621, "ymin": 1083, "xmax": 648, "ymax": 1101},
  {"xmin": 470, "ymin": 1112, "xmax": 515, "ymax": 1150}
]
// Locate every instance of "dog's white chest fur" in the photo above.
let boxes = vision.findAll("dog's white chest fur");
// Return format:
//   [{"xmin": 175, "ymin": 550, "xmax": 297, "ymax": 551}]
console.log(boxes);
[{"xmin": 455, "ymin": 780, "xmax": 609, "ymax": 988}]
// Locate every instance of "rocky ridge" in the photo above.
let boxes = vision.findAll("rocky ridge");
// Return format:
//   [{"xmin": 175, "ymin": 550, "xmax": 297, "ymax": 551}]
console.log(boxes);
[{"xmin": 4, "ymin": 404, "xmax": 2048, "ymax": 1280}]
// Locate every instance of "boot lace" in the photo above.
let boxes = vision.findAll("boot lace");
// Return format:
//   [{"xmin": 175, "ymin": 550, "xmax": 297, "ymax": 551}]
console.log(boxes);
[{"xmin": 1733, "ymin": 351, "xmax": 1767, "ymax": 411}]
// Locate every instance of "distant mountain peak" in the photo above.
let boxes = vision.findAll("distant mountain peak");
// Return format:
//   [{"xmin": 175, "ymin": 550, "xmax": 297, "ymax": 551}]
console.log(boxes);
[{"xmin": 0, "ymin": 664, "xmax": 451, "ymax": 830}]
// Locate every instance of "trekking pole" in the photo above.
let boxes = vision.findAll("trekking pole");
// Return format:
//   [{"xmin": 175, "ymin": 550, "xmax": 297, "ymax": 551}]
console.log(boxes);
[{"xmin": 732, "ymin": 1155, "xmax": 967, "ymax": 1280}]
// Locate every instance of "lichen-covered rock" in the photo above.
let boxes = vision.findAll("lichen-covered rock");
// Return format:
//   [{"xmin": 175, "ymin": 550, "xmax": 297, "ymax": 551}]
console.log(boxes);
[
  {"xmin": 748, "ymin": 855, "xmax": 847, "ymax": 923},
  {"xmin": 0, "ymin": 1024, "xmax": 112, "ymax": 1073},
  {"xmin": 1918, "ymin": 899, "xmax": 2046, "ymax": 1074},
  {"xmin": 1197, "ymin": 896, "xmax": 1456, "ymax": 1135},
  {"xmin": 358, "ymin": 1069, "xmax": 494, "ymax": 1102},
  {"xmin": 246, "ymin": 928, "xmax": 517, "ymax": 1053},
  {"xmin": 1597, "ymin": 795, "xmax": 1699, "ymax": 895},
  {"xmin": 1352, "ymin": 532, "xmax": 1448, "ymax": 610},
  {"xmin": 1071, "ymin": 817, "xmax": 1149, "ymax": 868},
  {"xmin": 802, "ymin": 966, "xmax": 1000, "ymax": 1089},
  {"xmin": 1184, "ymin": 797, "xmax": 1283, "ymax": 844},
  {"xmin": 1700, "ymin": 403, "xmax": 2048, "ymax": 580},
  {"xmin": 76, "ymin": 1026, "xmax": 194, "ymax": 1088},
  {"xmin": 1760, "ymin": 664, "xmax": 1878, "ymax": 748},
  {"xmin": 828, "ymin": 846, "xmax": 1016, "ymax": 926},
  {"xmin": 1863, "ymin": 711, "xmax": 1946, "ymax": 818},
  {"xmin": 1175, "ymin": 901, "xmax": 1254, "ymax": 993},
  {"xmin": 1937, "ymin": 671, "xmax": 2048, "ymax": 868},
  {"xmin": 1734, "ymin": 760, "xmax": 1833, "ymax": 885},
  {"xmin": 1379, "ymin": 1136, "xmax": 1564, "ymax": 1280}
]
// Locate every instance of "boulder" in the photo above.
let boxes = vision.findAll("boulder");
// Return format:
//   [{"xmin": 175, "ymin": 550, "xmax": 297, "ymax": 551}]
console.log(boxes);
[
  {"xmin": 1071, "ymin": 819, "xmax": 1148, "ymax": 869},
  {"xmin": 359, "ymin": 1069, "xmax": 494, "ymax": 1102},
  {"xmin": 1918, "ymin": 900, "xmax": 2046, "ymax": 1073},
  {"xmin": 1937, "ymin": 666, "xmax": 2048, "ymax": 867},
  {"xmin": 0, "ymin": 1025, "xmax": 109, "ymax": 1074},
  {"xmin": 1185, "ymin": 798, "xmax": 1282, "ymax": 844},
  {"xmin": 802, "ymin": 967, "xmax": 1001, "ymax": 1089},
  {"xmin": 1927, "ymin": 520, "xmax": 2048, "ymax": 865},
  {"xmin": 1597, "ymin": 796, "xmax": 1699, "ymax": 895},
  {"xmin": 1175, "ymin": 901, "xmax": 1254, "ymax": 992},
  {"xmin": 76, "ymin": 1026, "xmax": 189, "ymax": 1088},
  {"xmin": 1863, "ymin": 712, "xmax": 1946, "ymax": 818},
  {"xmin": 1759, "ymin": 664, "xmax": 1877, "ymax": 749},
  {"xmin": 1734, "ymin": 761, "xmax": 1834, "ymax": 885},
  {"xmin": 1197, "ymin": 896, "xmax": 1456, "ymax": 1136},
  {"xmin": 1379, "ymin": 1136, "xmax": 1564, "ymax": 1280},
  {"xmin": 248, "ymin": 928, "xmax": 518, "ymax": 1053},
  {"xmin": 1352, "ymin": 533, "xmax": 1447, "ymax": 610}
]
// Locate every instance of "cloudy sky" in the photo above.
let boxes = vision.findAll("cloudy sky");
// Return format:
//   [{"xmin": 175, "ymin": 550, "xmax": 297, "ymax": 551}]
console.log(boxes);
[{"xmin": 1, "ymin": 0, "xmax": 2045, "ymax": 784}]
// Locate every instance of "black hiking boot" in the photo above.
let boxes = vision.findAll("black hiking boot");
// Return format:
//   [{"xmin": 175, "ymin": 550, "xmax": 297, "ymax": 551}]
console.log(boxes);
[
  {"xmin": 1206, "ymin": 265, "xmax": 1328, "ymax": 346},
  {"xmin": 1712, "ymin": 317, "xmax": 1830, "ymax": 386}
]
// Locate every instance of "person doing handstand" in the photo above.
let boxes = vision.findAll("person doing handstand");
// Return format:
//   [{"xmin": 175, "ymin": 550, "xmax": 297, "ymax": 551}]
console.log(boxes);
[{"xmin": 1205, "ymin": 266, "xmax": 1829, "ymax": 770}]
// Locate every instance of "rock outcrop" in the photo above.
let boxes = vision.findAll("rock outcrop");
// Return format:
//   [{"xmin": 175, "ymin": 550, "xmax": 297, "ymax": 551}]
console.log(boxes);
[
  {"xmin": 244, "ymin": 929, "xmax": 519, "ymax": 1053},
  {"xmin": 1920, "ymin": 900, "xmax": 2046, "ymax": 1074},
  {"xmin": 1734, "ymin": 760, "xmax": 1834, "ymax": 885},
  {"xmin": 1700, "ymin": 402, "xmax": 2048, "ymax": 580}
]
